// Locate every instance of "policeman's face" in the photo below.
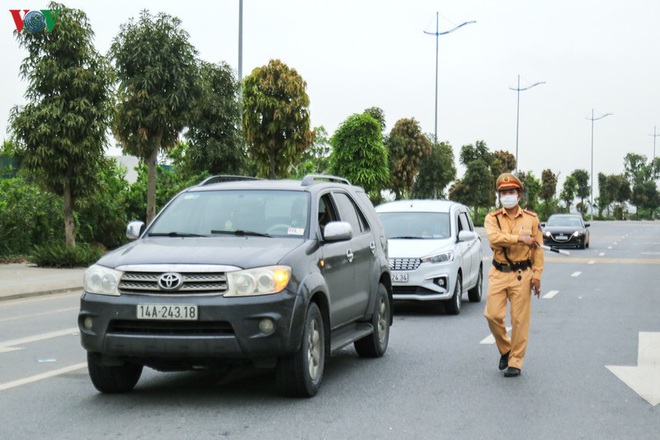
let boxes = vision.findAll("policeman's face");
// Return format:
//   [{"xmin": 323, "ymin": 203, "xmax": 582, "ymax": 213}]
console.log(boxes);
[{"xmin": 499, "ymin": 188, "xmax": 520, "ymax": 197}]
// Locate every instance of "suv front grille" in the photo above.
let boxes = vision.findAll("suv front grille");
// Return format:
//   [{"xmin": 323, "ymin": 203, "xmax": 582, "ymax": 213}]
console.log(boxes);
[
  {"xmin": 118, "ymin": 272, "xmax": 228, "ymax": 295},
  {"xmin": 389, "ymin": 258, "xmax": 421, "ymax": 271},
  {"xmin": 109, "ymin": 320, "xmax": 234, "ymax": 336}
]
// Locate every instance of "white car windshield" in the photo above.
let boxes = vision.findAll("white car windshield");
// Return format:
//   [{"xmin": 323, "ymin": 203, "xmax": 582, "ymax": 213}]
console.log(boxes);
[{"xmin": 378, "ymin": 212, "xmax": 450, "ymax": 239}]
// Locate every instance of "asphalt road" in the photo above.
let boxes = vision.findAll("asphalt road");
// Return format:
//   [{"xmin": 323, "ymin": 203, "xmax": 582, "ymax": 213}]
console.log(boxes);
[{"xmin": 0, "ymin": 221, "xmax": 658, "ymax": 439}]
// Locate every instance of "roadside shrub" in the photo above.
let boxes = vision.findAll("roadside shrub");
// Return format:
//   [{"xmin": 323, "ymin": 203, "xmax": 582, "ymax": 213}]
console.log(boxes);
[{"xmin": 29, "ymin": 242, "xmax": 104, "ymax": 268}]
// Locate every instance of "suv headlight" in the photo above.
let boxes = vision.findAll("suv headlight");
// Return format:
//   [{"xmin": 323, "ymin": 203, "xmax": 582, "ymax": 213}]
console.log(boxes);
[
  {"xmin": 225, "ymin": 266, "xmax": 291, "ymax": 297},
  {"xmin": 84, "ymin": 264, "xmax": 122, "ymax": 296},
  {"xmin": 421, "ymin": 251, "xmax": 454, "ymax": 264}
]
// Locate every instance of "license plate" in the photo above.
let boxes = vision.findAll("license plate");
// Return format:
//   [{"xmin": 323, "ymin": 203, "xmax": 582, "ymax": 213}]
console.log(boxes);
[
  {"xmin": 137, "ymin": 304, "xmax": 198, "ymax": 320},
  {"xmin": 392, "ymin": 272, "xmax": 408, "ymax": 283}
]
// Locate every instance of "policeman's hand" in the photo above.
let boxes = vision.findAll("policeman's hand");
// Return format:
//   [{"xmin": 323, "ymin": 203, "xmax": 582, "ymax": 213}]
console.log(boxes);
[
  {"xmin": 519, "ymin": 235, "xmax": 540, "ymax": 248},
  {"xmin": 531, "ymin": 279, "xmax": 541, "ymax": 298}
]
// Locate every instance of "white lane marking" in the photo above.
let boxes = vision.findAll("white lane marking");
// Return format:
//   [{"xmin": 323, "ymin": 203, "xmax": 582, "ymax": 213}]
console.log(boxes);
[
  {"xmin": 0, "ymin": 307, "xmax": 78, "ymax": 323},
  {"xmin": 480, "ymin": 327, "xmax": 512, "ymax": 344},
  {"xmin": 571, "ymin": 272, "xmax": 582, "ymax": 277},
  {"xmin": 599, "ymin": 253, "xmax": 606, "ymax": 256},
  {"xmin": 608, "ymin": 246, "xmax": 613, "ymax": 249},
  {"xmin": 0, "ymin": 327, "xmax": 79, "ymax": 350},
  {"xmin": 0, "ymin": 291, "xmax": 80, "ymax": 308},
  {"xmin": 613, "ymin": 242, "xmax": 618, "ymax": 246},
  {"xmin": 542, "ymin": 290, "xmax": 559, "ymax": 299},
  {"xmin": 607, "ymin": 332, "xmax": 660, "ymax": 406},
  {"xmin": 0, "ymin": 362, "xmax": 86, "ymax": 392},
  {"xmin": 588, "ymin": 260, "xmax": 595, "ymax": 265},
  {"xmin": 0, "ymin": 347, "xmax": 22, "ymax": 354}
]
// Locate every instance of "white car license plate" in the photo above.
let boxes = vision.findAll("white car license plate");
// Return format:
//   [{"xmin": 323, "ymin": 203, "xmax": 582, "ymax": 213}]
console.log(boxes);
[
  {"xmin": 392, "ymin": 272, "xmax": 408, "ymax": 283},
  {"xmin": 137, "ymin": 304, "xmax": 198, "ymax": 320}
]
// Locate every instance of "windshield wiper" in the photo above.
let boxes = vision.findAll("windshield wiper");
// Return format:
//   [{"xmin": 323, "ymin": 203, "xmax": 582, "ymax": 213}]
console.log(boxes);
[
  {"xmin": 388, "ymin": 236, "xmax": 421, "ymax": 240},
  {"xmin": 210, "ymin": 229, "xmax": 270, "ymax": 237},
  {"xmin": 148, "ymin": 232, "xmax": 207, "ymax": 237}
]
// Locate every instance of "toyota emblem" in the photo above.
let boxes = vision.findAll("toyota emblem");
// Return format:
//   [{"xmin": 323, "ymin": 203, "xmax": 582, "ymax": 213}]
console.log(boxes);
[{"xmin": 158, "ymin": 273, "xmax": 183, "ymax": 290}]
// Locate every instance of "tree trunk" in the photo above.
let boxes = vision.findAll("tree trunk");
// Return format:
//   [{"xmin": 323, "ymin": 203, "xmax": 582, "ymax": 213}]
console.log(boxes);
[
  {"xmin": 146, "ymin": 143, "xmax": 160, "ymax": 225},
  {"xmin": 63, "ymin": 181, "xmax": 76, "ymax": 247}
]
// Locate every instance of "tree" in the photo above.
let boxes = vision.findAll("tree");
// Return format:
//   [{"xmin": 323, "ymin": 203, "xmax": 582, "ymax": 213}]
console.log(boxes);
[
  {"xmin": 364, "ymin": 107, "xmax": 386, "ymax": 132},
  {"xmin": 596, "ymin": 173, "xmax": 612, "ymax": 217},
  {"xmin": 413, "ymin": 140, "xmax": 456, "ymax": 199},
  {"xmin": 242, "ymin": 59, "xmax": 313, "ymax": 179},
  {"xmin": 110, "ymin": 10, "xmax": 200, "ymax": 225},
  {"xmin": 539, "ymin": 169, "xmax": 558, "ymax": 219},
  {"xmin": 571, "ymin": 169, "xmax": 590, "ymax": 214},
  {"xmin": 624, "ymin": 153, "xmax": 650, "ymax": 186},
  {"xmin": 9, "ymin": 3, "xmax": 113, "ymax": 247},
  {"xmin": 450, "ymin": 141, "xmax": 495, "ymax": 224},
  {"xmin": 631, "ymin": 181, "xmax": 660, "ymax": 219},
  {"xmin": 292, "ymin": 126, "xmax": 331, "ymax": 178},
  {"xmin": 329, "ymin": 113, "xmax": 389, "ymax": 203},
  {"xmin": 491, "ymin": 150, "xmax": 516, "ymax": 177},
  {"xmin": 518, "ymin": 171, "xmax": 541, "ymax": 212},
  {"xmin": 387, "ymin": 118, "xmax": 432, "ymax": 199},
  {"xmin": 559, "ymin": 175, "xmax": 577, "ymax": 212},
  {"xmin": 611, "ymin": 174, "xmax": 632, "ymax": 219},
  {"xmin": 184, "ymin": 60, "xmax": 245, "ymax": 175}
]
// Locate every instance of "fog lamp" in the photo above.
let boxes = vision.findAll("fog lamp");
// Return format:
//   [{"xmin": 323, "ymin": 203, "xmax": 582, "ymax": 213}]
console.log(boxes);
[
  {"xmin": 259, "ymin": 318, "xmax": 275, "ymax": 335},
  {"xmin": 83, "ymin": 316, "xmax": 93, "ymax": 330}
]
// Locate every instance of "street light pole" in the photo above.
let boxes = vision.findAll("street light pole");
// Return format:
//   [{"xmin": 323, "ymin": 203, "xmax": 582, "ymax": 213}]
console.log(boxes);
[
  {"xmin": 650, "ymin": 125, "xmax": 659, "ymax": 162},
  {"xmin": 509, "ymin": 75, "xmax": 545, "ymax": 173},
  {"xmin": 588, "ymin": 109, "xmax": 612, "ymax": 221},
  {"xmin": 424, "ymin": 13, "xmax": 475, "ymax": 143},
  {"xmin": 238, "ymin": 0, "xmax": 243, "ymax": 96}
]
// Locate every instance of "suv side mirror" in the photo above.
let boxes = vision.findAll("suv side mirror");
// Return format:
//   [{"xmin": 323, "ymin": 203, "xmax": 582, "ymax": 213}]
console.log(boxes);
[
  {"xmin": 458, "ymin": 230, "xmax": 477, "ymax": 242},
  {"xmin": 584, "ymin": 223, "xmax": 590, "ymax": 227},
  {"xmin": 126, "ymin": 221, "xmax": 145, "ymax": 240},
  {"xmin": 323, "ymin": 221, "xmax": 353, "ymax": 242}
]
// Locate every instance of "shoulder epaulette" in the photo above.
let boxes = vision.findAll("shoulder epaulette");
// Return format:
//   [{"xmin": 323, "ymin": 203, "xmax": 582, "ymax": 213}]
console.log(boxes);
[
  {"xmin": 488, "ymin": 209, "xmax": 503, "ymax": 216},
  {"xmin": 523, "ymin": 209, "xmax": 538, "ymax": 217}
]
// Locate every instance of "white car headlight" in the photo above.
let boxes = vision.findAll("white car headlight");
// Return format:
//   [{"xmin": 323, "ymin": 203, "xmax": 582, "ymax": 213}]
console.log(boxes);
[
  {"xmin": 225, "ymin": 266, "xmax": 291, "ymax": 297},
  {"xmin": 84, "ymin": 264, "xmax": 122, "ymax": 296},
  {"xmin": 421, "ymin": 251, "xmax": 454, "ymax": 264}
]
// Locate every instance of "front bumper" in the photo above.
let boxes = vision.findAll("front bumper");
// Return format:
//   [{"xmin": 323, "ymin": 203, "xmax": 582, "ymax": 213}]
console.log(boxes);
[
  {"xmin": 390, "ymin": 264, "xmax": 454, "ymax": 301},
  {"xmin": 78, "ymin": 290, "xmax": 304, "ymax": 364}
]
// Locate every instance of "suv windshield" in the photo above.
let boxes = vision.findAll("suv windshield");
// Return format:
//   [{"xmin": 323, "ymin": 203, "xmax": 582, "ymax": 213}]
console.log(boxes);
[
  {"xmin": 379, "ymin": 212, "xmax": 450, "ymax": 239},
  {"xmin": 148, "ymin": 190, "xmax": 309, "ymax": 238}
]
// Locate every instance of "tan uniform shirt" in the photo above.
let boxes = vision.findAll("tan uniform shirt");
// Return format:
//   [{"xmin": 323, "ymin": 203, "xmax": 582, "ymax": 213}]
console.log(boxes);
[{"xmin": 484, "ymin": 206, "xmax": 544, "ymax": 280}]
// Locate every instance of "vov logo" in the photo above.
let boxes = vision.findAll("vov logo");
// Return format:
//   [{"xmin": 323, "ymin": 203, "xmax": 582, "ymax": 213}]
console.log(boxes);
[{"xmin": 10, "ymin": 9, "xmax": 60, "ymax": 33}]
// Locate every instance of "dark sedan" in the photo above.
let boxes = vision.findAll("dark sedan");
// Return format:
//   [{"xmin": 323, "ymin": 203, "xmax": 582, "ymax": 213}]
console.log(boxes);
[{"xmin": 541, "ymin": 214, "xmax": 590, "ymax": 249}]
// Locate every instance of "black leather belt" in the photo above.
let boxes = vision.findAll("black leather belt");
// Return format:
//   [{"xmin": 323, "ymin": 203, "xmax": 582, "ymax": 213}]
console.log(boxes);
[{"xmin": 492, "ymin": 259, "xmax": 532, "ymax": 272}]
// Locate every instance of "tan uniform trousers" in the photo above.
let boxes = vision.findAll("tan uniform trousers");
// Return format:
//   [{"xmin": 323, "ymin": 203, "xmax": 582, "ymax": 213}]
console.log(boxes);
[{"xmin": 484, "ymin": 265, "xmax": 533, "ymax": 370}]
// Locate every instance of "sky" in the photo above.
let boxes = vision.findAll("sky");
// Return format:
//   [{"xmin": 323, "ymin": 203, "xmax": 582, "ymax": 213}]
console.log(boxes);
[{"xmin": 2, "ymin": 0, "xmax": 660, "ymax": 194}]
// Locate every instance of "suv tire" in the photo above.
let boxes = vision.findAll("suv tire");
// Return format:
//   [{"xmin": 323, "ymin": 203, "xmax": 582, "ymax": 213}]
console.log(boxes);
[
  {"xmin": 276, "ymin": 302, "xmax": 325, "ymax": 397},
  {"xmin": 354, "ymin": 283, "xmax": 390, "ymax": 358},
  {"xmin": 87, "ymin": 352, "xmax": 143, "ymax": 393}
]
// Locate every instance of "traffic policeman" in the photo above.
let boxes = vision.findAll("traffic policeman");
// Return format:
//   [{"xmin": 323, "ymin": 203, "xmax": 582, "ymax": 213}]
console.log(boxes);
[{"xmin": 484, "ymin": 173, "xmax": 544, "ymax": 377}]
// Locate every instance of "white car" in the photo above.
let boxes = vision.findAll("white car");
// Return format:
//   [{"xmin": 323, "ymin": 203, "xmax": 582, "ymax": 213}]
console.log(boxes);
[{"xmin": 376, "ymin": 200, "xmax": 483, "ymax": 315}]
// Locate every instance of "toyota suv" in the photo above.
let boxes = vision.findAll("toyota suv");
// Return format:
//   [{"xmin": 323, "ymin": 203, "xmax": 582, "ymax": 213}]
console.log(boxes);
[{"xmin": 78, "ymin": 175, "xmax": 392, "ymax": 397}]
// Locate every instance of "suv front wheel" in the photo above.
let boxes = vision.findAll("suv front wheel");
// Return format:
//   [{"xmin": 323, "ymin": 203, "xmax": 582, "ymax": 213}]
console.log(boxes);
[
  {"xmin": 354, "ymin": 283, "xmax": 390, "ymax": 358},
  {"xmin": 276, "ymin": 302, "xmax": 325, "ymax": 397},
  {"xmin": 87, "ymin": 352, "xmax": 143, "ymax": 393}
]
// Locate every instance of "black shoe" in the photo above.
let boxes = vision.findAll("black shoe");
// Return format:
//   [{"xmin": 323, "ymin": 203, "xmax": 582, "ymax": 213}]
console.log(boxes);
[
  {"xmin": 498, "ymin": 351, "xmax": 510, "ymax": 371},
  {"xmin": 504, "ymin": 367, "xmax": 521, "ymax": 377}
]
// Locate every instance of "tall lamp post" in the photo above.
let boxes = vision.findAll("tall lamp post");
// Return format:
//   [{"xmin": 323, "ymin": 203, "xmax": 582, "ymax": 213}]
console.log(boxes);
[
  {"xmin": 587, "ymin": 109, "xmax": 612, "ymax": 220},
  {"xmin": 238, "ymin": 0, "xmax": 243, "ymax": 96},
  {"xmin": 509, "ymin": 75, "xmax": 545, "ymax": 173},
  {"xmin": 650, "ymin": 125, "xmax": 659, "ymax": 162},
  {"xmin": 424, "ymin": 13, "xmax": 475, "ymax": 142}
]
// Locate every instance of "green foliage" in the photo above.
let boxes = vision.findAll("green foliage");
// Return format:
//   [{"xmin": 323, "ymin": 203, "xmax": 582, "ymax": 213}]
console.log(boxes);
[
  {"xmin": 451, "ymin": 141, "xmax": 495, "ymax": 223},
  {"xmin": 29, "ymin": 242, "xmax": 104, "ymax": 268},
  {"xmin": 9, "ymin": 2, "xmax": 113, "ymax": 246},
  {"xmin": 518, "ymin": 171, "xmax": 541, "ymax": 212},
  {"xmin": 631, "ymin": 181, "xmax": 659, "ymax": 218},
  {"xmin": 559, "ymin": 175, "xmax": 577, "ymax": 212},
  {"xmin": 364, "ymin": 107, "xmax": 386, "ymax": 132},
  {"xmin": 413, "ymin": 141, "xmax": 456, "ymax": 199},
  {"xmin": 624, "ymin": 153, "xmax": 651, "ymax": 186},
  {"xmin": 110, "ymin": 10, "xmax": 200, "ymax": 224},
  {"xmin": 386, "ymin": 118, "xmax": 432, "ymax": 199},
  {"xmin": 491, "ymin": 150, "xmax": 516, "ymax": 176},
  {"xmin": 571, "ymin": 169, "xmax": 590, "ymax": 213},
  {"xmin": 292, "ymin": 126, "xmax": 331, "ymax": 178},
  {"xmin": 242, "ymin": 59, "xmax": 313, "ymax": 179},
  {"xmin": 539, "ymin": 169, "xmax": 558, "ymax": 218},
  {"xmin": 329, "ymin": 113, "xmax": 389, "ymax": 202},
  {"xmin": 0, "ymin": 176, "xmax": 63, "ymax": 257},
  {"xmin": 184, "ymin": 61, "xmax": 246, "ymax": 175}
]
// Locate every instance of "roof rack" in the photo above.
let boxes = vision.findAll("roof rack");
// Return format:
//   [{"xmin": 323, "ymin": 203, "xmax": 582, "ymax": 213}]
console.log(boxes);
[
  {"xmin": 301, "ymin": 174, "xmax": 351, "ymax": 187},
  {"xmin": 197, "ymin": 175, "xmax": 262, "ymax": 186}
]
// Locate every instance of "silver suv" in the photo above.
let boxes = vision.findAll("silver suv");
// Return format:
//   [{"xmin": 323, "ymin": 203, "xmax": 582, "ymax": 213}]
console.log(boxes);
[
  {"xmin": 376, "ymin": 200, "xmax": 483, "ymax": 315},
  {"xmin": 78, "ymin": 175, "xmax": 392, "ymax": 397}
]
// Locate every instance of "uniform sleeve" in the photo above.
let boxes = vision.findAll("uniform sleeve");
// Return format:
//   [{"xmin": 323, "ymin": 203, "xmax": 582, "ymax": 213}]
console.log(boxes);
[
  {"xmin": 484, "ymin": 212, "xmax": 519, "ymax": 248},
  {"xmin": 531, "ymin": 217, "xmax": 544, "ymax": 280}
]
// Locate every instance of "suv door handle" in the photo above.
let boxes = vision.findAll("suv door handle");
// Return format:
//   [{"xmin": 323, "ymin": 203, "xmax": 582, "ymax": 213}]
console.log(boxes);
[
  {"xmin": 369, "ymin": 242, "xmax": 376, "ymax": 254},
  {"xmin": 346, "ymin": 249, "xmax": 354, "ymax": 263}
]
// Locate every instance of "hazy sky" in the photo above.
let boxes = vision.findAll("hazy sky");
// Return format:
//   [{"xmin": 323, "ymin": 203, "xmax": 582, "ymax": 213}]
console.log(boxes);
[{"xmin": 3, "ymin": 0, "xmax": 660, "ymax": 192}]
